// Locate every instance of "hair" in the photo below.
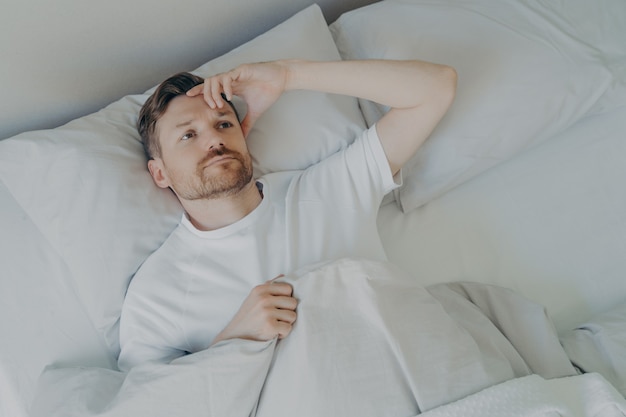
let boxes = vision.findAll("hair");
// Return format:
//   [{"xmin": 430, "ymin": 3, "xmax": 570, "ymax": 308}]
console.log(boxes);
[{"xmin": 137, "ymin": 72, "xmax": 239, "ymax": 160}]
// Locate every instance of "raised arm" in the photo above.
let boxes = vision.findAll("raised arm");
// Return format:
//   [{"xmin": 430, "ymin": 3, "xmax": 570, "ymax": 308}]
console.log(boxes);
[
  {"xmin": 284, "ymin": 60, "xmax": 457, "ymax": 175},
  {"xmin": 188, "ymin": 59, "xmax": 457, "ymax": 175}
]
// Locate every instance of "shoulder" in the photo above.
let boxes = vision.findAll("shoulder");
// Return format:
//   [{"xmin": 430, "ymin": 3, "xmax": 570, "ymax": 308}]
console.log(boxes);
[
  {"xmin": 312, "ymin": 125, "xmax": 386, "ymax": 171},
  {"xmin": 126, "ymin": 222, "xmax": 197, "ymax": 296},
  {"xmin": 297, "ymin": 126, "xmax": 396, "ymax": 193}
]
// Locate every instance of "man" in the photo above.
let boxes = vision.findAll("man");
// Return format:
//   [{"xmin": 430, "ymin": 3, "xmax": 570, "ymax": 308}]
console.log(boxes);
[{"xmin": 118, "ymin": 59, "xmax": 456, "ymax": 371}]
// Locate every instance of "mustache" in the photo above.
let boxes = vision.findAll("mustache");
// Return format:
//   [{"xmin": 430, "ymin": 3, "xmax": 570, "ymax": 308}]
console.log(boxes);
[{"xmin": 198, "ymin": 147, "xmax": 242, "ymax": 166}]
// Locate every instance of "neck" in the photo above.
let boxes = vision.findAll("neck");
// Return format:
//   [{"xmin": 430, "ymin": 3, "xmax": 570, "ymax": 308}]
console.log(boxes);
[{"xmin": 181, "ymin": 180, "xmax": 262, "ymax": 231}]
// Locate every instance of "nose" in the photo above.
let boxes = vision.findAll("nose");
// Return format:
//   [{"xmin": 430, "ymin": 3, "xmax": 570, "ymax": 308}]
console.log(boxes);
[{"xmin": 200, "ymin": 130, "xmax": 225, "ymax": 152}]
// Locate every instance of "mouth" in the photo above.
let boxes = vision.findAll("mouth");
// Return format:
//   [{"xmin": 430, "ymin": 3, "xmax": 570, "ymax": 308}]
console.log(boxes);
[
  {"xmin": 200, "ymin": 153, "xmax": 239, "ymax": 170},
  {"xmin": 207, "ymin": 155, "xmax": 234, "ymax": 165}
]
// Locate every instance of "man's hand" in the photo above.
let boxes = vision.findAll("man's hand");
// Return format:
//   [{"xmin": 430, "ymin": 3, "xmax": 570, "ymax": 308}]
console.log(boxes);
[
  {"xmin": 212, "ymin": 276, "xmax": 298, "ymax": 345},
  {"xmin": 186, "ymin": 61, "xmax": 292, "ymax": 137}
]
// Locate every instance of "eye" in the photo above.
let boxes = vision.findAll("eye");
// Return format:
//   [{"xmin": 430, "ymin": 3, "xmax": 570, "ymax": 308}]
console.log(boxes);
[
  {"xmin": 180, "ymin": 131, "xmax": 195, "ymax": 141},
  {"xmin": 217, "ymin": 121, "xmax": 233, "ymax": 129}
]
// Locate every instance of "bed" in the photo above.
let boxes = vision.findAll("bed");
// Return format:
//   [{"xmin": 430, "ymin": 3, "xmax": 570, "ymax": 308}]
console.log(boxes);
[{"xmin": 1, "ymin": 0, "xmax": 626, "ymax": 416}]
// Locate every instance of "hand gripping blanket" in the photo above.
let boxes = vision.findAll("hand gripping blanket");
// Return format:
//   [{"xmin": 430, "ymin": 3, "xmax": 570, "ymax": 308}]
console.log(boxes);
[{"xmin": 32, "ymin": 258, "xmax": 583, "ymax": 417}]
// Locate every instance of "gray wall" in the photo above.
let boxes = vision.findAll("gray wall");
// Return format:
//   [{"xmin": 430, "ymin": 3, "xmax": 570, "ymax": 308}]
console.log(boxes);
[{"xmin": 0, "ymin": 0, "xmax": 377, "ymax": 140}]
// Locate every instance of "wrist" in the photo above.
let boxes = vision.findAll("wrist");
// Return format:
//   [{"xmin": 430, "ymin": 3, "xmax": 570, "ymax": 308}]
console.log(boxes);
[
  {"xmin": 211, "ymin": 329, "xmax": 232, "ymax": 346},
  {"xmin": 281, "ymin": 59, "xmax": 306, "ymax": 91}
]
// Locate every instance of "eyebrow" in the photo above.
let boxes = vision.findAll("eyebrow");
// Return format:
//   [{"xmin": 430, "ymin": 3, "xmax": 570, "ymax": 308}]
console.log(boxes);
[
  {"xmin": 175, "ymin": 120, "xmax": 193, "ymax": 129},
  {"xmin": 174, "ymin": 110, "xmax": 235, "ymax": 129}
]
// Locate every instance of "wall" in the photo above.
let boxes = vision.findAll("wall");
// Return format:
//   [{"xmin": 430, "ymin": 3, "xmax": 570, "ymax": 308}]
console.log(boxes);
[{"xmin": 0, "ymin": 0, "xmax": 376, "ymax": 140}]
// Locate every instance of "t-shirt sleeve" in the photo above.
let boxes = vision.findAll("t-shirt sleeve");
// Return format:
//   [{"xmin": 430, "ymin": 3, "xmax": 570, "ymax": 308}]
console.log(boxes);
[
  {"xmin": 118, "ymin": 260, "xmax": 188, "ymax": 371},
  {"xmin": 118, "ymin": 293, "xmax": 187, "ymax": 371},
  {"xmin": 367, "ymin": 124, "xmax": 403, "ymax": 195},
  {"xmin": 118, "ymin": 317, "xmax": 186, "ymax": 372},
  {"xmin": 293, "ymin": 125, "xmax": 401, "ymax": 209}
]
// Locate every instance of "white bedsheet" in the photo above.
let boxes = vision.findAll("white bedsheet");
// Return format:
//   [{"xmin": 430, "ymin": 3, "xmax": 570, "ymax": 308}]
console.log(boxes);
[
  {"xmin": 30, "ymin": 258, "xmax": 576, "ymax": 417},
  {"xmin": 420, "ymin": 373, "xmax": 626, "ymax": 417}
]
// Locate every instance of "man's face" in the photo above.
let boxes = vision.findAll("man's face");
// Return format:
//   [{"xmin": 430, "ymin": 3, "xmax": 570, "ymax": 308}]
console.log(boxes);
[{"xmin": 148, "ymin": 94, "xmax": 253, "ymax": 201}]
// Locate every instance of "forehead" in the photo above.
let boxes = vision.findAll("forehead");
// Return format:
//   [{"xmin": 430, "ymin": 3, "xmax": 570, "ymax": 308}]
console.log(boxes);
[{"xmin": 159, "ymin": 94, "xmax": 237, "ymax": 128}]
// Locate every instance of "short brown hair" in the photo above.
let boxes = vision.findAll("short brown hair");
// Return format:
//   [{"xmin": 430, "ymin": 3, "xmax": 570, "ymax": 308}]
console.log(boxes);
[
  {"xmin": 137, "ymin": 72, "xmax": 205, "ymax": 160},
  {"xmin": 137, "ymin": 72, "xmax": 241, "ymax": 160}
]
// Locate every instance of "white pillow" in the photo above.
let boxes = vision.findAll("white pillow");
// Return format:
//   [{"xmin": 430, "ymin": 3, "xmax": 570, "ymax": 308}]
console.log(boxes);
[
  {"xmin": 330, "ymin": 0, "xmax": 614, "ymax": 212},
  {"xmin": 0, "ymin": 4, "xmax": 366, "ymax": 357}
]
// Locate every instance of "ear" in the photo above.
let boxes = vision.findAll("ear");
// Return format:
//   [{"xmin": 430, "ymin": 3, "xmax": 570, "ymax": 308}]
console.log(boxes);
[{"xmin": 148, "ymin": 159, "xmax": 170, "ymax": 189}]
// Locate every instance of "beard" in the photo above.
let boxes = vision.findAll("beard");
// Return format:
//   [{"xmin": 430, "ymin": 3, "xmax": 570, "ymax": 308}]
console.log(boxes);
[{"xmin": 168, "ymin": 147, "xmax": 254, "ymax": 201}]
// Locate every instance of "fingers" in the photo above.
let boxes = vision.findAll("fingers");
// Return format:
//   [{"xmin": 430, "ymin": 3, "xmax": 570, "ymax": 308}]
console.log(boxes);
[
  {"xmin": 255, "ymin": 280, "xmax": 298, "ymax": 334},
  {"xmin": 268, "ymin": 304, "xmax": 297, "ymax": 340},
  {"xmin": 268, "ymin": 292, "xmax": 298, "ymax": 340},
  {"xmin": 275, "ymin": 319, "xmax": 296, "ymax": 340},
  {"xmin": 210, "ymin": 80, "xmax": 224, "ymax": 108},
  {"xmin": 186, "ymin": 83, "xmax": 203, "ymax": 97},
  {"xmin": 266, "ymin": 274, "xmax": 285, "ymax": 283},
  {"xmin": 272, "ymin": 294, "xmax": 298, "ymax": 313},
  {"xmin": 273, "ymin": 305, "xmax": 297, "ymax": 324},
  {"xmin": 250, "ymin": 281, "xmax": 297, "ymax": 312},
  {"xmin": 186, "ymin": 69, "xmax": 238, "ymax": 109},
  {"xmin": 221, "ymin": 76, "xmax": 233, "ymax": 102},
  {"xmin": 267, "ymin": 282, "xmax": 294, "ymax": 298},
  {"xmin": 252, "ymin": 285, "xmax": 296, "ymax": 311},
  {"xmin": 264, "ymin": 276, "xmax": 293, "ymax": 295}
]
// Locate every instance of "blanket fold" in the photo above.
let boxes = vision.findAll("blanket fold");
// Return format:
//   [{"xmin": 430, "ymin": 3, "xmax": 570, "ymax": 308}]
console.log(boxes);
[
  {"xmin": 30, "ymin": 258, "xmax": 587, "ymax": 417},
  {"xmin": 30, "ymin": 338, "xmax": 275, "ymax": 417},
  {"xmin": 255, "ymin": 258, "xmax": 576, "ymax": 416},
  {"xmin": 427, "ymin": 282, "xmax": 577, "ymax": 379}
]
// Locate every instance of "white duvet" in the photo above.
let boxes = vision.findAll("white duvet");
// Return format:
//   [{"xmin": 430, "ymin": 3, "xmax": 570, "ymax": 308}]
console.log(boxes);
[
  {"xmin": 30, "ymin": 258, "xmax": 623, "ymax": 416},
  {"xmin": 419, "ymin": 373, "xmax": 626, "ymax": 417}
]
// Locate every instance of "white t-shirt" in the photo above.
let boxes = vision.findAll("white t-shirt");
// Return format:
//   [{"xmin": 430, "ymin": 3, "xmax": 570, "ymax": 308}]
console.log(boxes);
[{"xmin": 118, "ymin": 126, "xmax": 399, "ymax": 371}]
